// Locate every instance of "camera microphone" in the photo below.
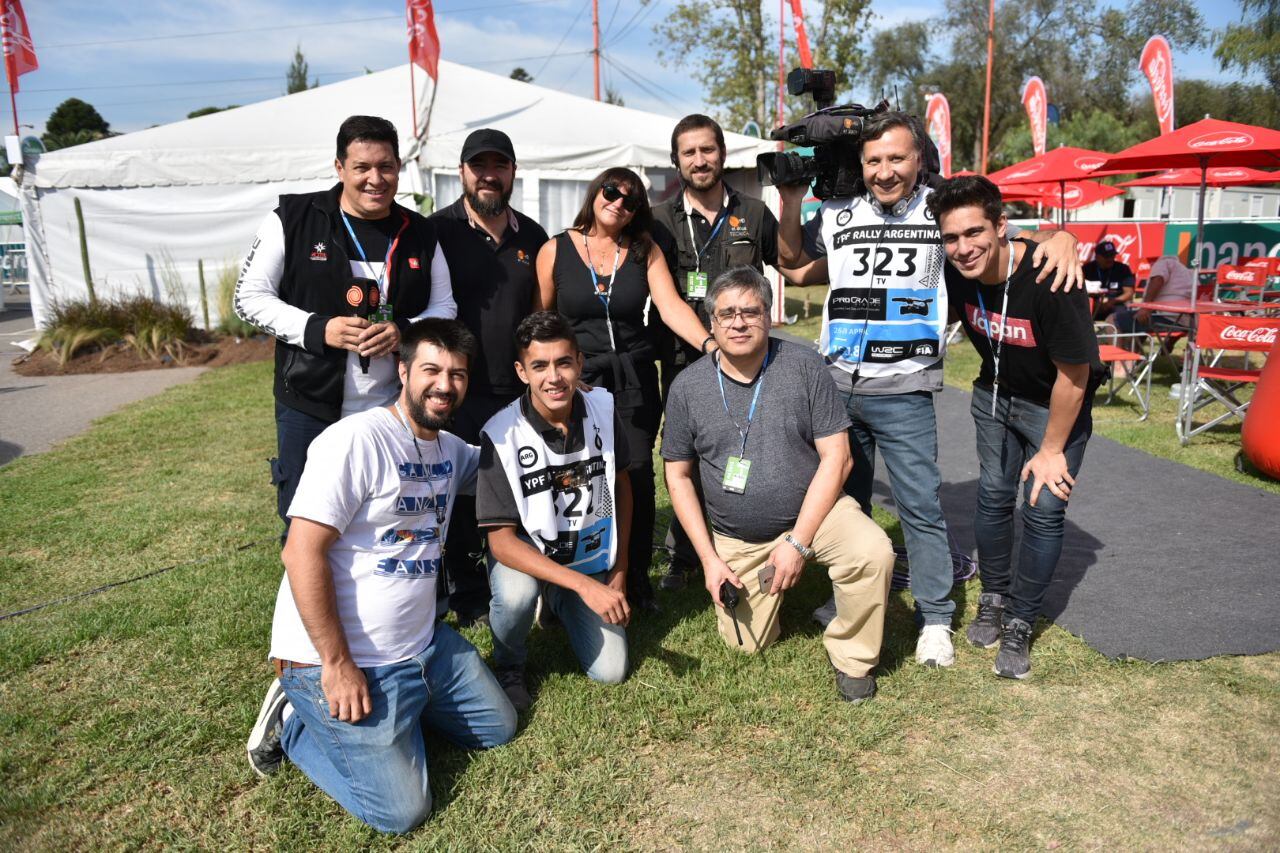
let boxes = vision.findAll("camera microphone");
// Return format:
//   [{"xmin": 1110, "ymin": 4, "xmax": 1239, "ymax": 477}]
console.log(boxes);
[{"xmin": 719, "ymin": 579, "xmax": 743, "ymax": 646}]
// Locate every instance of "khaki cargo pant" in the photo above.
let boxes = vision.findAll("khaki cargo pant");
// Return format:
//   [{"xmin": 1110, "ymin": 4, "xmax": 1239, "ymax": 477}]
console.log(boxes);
[{"xmin": 711, "ymin": 496, "xmax": 894, "ymax": 678}]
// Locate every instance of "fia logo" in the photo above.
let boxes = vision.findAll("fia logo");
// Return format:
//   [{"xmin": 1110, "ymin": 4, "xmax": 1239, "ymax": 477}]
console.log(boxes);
[
  {"xmin": 310, "ymin": 242, "xmax": 327, "ymax": 261},
  {"xmin": 518, "ymin": 446, "xmax": 538, "ymax": 468}
]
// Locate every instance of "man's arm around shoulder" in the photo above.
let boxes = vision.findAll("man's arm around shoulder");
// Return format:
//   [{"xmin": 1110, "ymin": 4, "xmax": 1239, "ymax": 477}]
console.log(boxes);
[{"xmin": 281, "ymin": 517, "xmax": 372, "ymax": 723}]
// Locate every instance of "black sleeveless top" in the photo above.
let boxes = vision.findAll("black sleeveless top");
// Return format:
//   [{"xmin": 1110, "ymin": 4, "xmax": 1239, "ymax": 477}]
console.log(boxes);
[{"xmin": 552, "ymin": 231, "xmax": 655, "ymax": 363}]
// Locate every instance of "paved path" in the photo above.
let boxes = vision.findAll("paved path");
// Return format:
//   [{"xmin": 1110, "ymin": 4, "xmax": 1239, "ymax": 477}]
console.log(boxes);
[{"xmin": 0, "ymin": 292, "xmax": 206, "ymax": 466}]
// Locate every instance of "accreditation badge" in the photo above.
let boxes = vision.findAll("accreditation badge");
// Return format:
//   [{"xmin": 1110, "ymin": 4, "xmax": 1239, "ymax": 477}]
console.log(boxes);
[
  {"xmin": 376, "ymin": 302, "xmax": 394, "ymax": 324},
  {"xmin": 722, "ymin": 456, "xmax": 751, "ymax": 494},
  {"xmin": 686, "ymin": 271, "xmax": 709, "ymax": 299}
]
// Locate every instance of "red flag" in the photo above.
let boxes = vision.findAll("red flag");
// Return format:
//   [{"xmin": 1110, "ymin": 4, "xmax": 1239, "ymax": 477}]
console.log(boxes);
[
  {"xmin": 406, "ymin": 0, "xmax": 440, "ymax": 81},
  {"xmin": 925, "ymin": 93, "xmax": 951, "ymax": 178},
  {"xmin": 788, "ymin": 0, "xmax": 812, "ymax": 69},
  {"xmin": 1021, "ymin": 76, "xmax": 1047, "ymax": 157},
  {"xmin": 0, "ymin": 0, "xmax": 38, "ymax": 93},
  {"xmin": 1140, "ymin": 35, "xmax": 1175, "ymax": 135}
]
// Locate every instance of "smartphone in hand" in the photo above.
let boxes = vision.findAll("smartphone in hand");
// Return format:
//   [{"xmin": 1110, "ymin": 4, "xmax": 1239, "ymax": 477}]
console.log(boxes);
[{"xmin": 759, "ymin": 563, "xmax": 776, "ymax": 595}]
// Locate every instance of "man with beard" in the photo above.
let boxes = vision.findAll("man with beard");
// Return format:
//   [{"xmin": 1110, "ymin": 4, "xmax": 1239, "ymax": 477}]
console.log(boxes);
[
  {"xmin": 431, "ymin": 129, "xmax": 550, "ymax": 626},
  {"xmin": 245, "ymin": 318, "xmax": 517, "ymax": 834},
  {"xmin": 650, "ymin": 114, "xmax": 780, "ymax": 592}
]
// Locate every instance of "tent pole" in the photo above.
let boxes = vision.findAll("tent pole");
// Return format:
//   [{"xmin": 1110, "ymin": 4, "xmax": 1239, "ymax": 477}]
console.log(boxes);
[
  {"xmin": 1179, "ymin": 157, "xmax": 1209, "ymax": 444},
  {"xmin": 980, "ymin": 0, "xmax": 994, "ymax": 173}
]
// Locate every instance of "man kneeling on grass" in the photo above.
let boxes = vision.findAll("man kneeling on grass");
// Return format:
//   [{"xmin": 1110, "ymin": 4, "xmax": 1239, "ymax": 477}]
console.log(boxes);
[
  {"xmin": 928, "ymin": 176, "xmax": 1103, "ymax": 679},
  {"xmin": 477, "ymin": 312, "xmax": 633, "ymax": 711},
  {"xmin": 661, "ymin": 267, "xmax": 895, "ymax": 703},
  {"xmin": 246, "ymin": 319, "xmax": 516, "ymax": 834}
]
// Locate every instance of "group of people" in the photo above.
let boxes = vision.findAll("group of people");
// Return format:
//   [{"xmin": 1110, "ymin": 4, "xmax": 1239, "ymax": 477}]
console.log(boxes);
[{"xmin": 236, "ymin": 110, "xmax": 1098, "ymax": 833}]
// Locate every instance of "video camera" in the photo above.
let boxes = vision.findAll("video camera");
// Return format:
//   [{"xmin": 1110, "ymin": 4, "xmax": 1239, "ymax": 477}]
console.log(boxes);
[{"xmin": 756, "ymin": 68, "xmax": 889, "ymax": 200}]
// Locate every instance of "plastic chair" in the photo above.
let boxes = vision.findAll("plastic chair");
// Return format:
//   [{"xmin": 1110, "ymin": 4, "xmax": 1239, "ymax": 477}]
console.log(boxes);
[{"xmin": 1178, "ymin": 314, "xmax": 1278, "ymax": 443}]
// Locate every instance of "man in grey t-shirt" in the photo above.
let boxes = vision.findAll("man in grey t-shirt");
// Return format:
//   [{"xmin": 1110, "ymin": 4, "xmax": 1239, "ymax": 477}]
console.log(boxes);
[{"xmin": 661, "ymin": 267, "xmax": 895, "ymax": 704}]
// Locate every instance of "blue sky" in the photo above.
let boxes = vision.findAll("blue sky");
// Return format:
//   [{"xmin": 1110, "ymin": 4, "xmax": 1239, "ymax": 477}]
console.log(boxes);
[{"xmin": 14, "ymin": 1, "xmax": 1259, "ymax": 137}]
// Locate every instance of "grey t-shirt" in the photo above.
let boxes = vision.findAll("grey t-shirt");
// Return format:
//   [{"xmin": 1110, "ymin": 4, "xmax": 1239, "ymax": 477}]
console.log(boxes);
[{"xmin": 661, "ymin": 339, "xmax": 851, "ymax": 543}]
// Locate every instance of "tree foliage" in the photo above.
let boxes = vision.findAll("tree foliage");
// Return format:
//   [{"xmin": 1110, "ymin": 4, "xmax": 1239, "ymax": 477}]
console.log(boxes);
[
  {"xmin": 1214, "ymin": 0, "xmax": 1280, "ymax": 94},
  {"xmin": 44, "ymin": 98, "xmax": 109, "ymax": 146},
  {"xmin": 186, "ymin": 105, "xmax": 239, "ymax": 119},
  {"xmin": 653, "ymin": 0, "xmax": 874, "ymax": 130},
  {"xmin": 867, "ymin": 0, "xmax": 1206, "ymax": 171},
  {"xmin": 286, "ymin": 44, "xmax": 318, "ymax": 95},
  {"xmin": 510, "ymin": 67, "xmax": 534, "ymax": 83}
]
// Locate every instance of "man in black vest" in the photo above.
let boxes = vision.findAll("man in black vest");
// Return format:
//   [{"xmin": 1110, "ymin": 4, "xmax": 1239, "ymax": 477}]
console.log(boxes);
[
  {"xmin": 430, "ymin": 129, "xmax": 550, "ymax": 627},
  {"xmin": 650, "ymin": 114, "xmax": 780, "ymax": 591},
  {"xmin": 235, "ymin": 115, "xmax": 456, "ymax": 539}
]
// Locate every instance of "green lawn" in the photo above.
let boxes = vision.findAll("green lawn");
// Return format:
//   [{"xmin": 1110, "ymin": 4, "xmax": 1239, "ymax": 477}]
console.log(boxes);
[{"xmin": 1, "ymin": 360, "xmax": 1278, "ymax": 848}]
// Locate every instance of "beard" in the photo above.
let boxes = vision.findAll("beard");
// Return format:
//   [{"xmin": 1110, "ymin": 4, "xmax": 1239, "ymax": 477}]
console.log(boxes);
[
  {"xmin": 464, "ymin": 179, "xmax": 513, "ymax": 217},
  {"xmin": 404, "ymin": 390, "xmax": 456, "ymax": 432},
  {"xmin": 682, "ymin": 164, "xmax": 722, "ymax": 192}
]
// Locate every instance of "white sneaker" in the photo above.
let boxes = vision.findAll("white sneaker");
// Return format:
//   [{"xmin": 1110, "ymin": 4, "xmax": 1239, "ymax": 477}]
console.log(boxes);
[{"xmin": 915, "ymin": 624, "xmax": 955, "ymax": 668}]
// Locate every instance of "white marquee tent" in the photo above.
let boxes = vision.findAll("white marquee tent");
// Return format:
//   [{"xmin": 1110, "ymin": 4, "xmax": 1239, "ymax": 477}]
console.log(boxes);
[{"xmin": 20, "ymin": 60, "xmax": 777, "ymax": 328}]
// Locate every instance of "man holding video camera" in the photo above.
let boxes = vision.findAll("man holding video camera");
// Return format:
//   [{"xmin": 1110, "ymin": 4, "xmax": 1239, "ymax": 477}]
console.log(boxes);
[{"xmin": 776, "ymin": 103, "xmax": 1081, "ymax": 670}]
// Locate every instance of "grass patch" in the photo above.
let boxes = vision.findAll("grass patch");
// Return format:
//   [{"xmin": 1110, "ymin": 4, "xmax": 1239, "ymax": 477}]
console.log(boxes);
[{"xmin": 1, "ymin": 359, "xmax": 1278, "ymax": 847}]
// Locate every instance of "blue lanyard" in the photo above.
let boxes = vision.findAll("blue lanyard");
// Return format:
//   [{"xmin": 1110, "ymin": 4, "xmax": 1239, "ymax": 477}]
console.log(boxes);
[
  {"xmin": 685, "ymin": 191, "xmax": 729, "ymax": 271},
  {"xmin": 582, "ymin": 232, "xmax": 622, "ymax": 350},
  {"xmin": 340, "ymin": 210, "xmax": 401, "ymax": 296},
  {"xmin": 715, "ymin": 347, "xmax": 771, "ymax": 458}
]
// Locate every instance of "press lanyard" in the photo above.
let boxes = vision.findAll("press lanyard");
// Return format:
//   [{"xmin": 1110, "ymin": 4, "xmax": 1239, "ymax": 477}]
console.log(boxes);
[
  {"xmin": 715, "ymin": 347, "xmax": 771, "ymax": 458},
  {"xmin": 974, "ymin": 244, "xmax": 1018, "ymax": 418},
  {"xmin": 582, "ymin": 231, "xmax": 622, "ymax": 351},
  {"xmin": 683, "ymin": 189, "xmax": 730, "ymax": 272},
  {"xmin": 394, "ymin": 402, "xmax": 451, "ymax": 526},
  {"xmin": 341, "ymin": 210, "xmax": 407, "ymax": 302}
]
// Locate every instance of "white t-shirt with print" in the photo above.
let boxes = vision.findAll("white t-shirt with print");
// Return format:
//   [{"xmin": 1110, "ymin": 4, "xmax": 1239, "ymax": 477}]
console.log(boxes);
[{"xmin": 269, "ymin": 406, "xmax": 479, "ymax": 667}]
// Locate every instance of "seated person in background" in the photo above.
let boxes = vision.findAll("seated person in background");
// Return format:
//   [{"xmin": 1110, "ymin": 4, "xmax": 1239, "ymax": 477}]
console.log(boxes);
[
  {"xmin": 661, "ymin": 266, "xmax": 894, "ymax": 704},
  {"xmin": 245, "ymin": 319, "xmax": 516, "ymax": 835},
  {"xmin": 1083, "ymin": 240, "xmax": 1134, "ymax": 323},
  {"xmin": 478, "ymin": 312, "xmax": 633, "ymax": 711},
  {"xmin": 929, "ymin": 176, "xmax": 1103, "ymax": 680},
  {"xmin": 1116, "ymin": 254, "xmax": 1195, "ymax": 334}
]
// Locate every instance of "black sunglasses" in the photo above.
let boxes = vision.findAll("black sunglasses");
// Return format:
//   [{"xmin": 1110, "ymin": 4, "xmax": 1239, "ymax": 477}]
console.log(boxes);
[{"xmin": 600, "ymin": 182, "xmax": 641, "ymax": 212}]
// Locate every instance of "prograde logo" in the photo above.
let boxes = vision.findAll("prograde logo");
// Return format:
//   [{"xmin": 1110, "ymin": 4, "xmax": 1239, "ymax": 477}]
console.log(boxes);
[
  {"xmin": 1220, "ymin": 324, "xmax": 1278, "ymax": 345},
  {"xmin": 1189, "ymin": 131, "xmax": 1254, "ymax": 150}
]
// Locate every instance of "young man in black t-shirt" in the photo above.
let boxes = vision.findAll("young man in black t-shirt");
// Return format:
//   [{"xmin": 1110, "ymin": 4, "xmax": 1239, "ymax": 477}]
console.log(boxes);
[{"xmin": 927, "ymin": 176, "xmax": 1102, "ymax": 680}]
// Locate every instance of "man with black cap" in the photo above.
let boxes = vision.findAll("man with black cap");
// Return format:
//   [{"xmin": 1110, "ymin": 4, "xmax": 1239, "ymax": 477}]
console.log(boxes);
[
  {"xmin": 649, "ymin": 114, "xmax": 781, "ymax": 592},
  {"xmin": 1083, "ymin": 240, "xmax": 1134, "ymax": 323},
  {"xmin": 431, "ymin": 128, "xmax": 550, "ymax": 626}
]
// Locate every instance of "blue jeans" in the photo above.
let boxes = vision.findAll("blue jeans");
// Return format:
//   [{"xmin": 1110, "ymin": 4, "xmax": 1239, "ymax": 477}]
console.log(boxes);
[
  {"xmin": 970, "ymin": 385, "xmax": 1091, "ymax": 625},
  {"xmin": 841, "ymin": 390, "xmax": 955, "ymax": 626},
  {"xmin": 487, "ymin": 553, "xmax": 629, "ymax": 684},
  {"xmin": 278, "ymin": 624, "xmax": 517, "ymax": 834},
  {"xmin": 273, "ymin": 402, "xmax": 333, "ymax": 541}
]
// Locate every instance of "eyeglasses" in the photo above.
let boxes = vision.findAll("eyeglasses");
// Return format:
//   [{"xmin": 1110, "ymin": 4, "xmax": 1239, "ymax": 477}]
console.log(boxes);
[
  {"xmin": 712, "ymin": 307, "xmax": 766, "ymax": 327},
  {"xmin": 600, "ymin": 182, "xmax": 641, "ymax": 212}
]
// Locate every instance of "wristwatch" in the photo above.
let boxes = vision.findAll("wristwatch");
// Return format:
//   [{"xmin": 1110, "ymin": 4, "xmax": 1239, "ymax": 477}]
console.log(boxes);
[{"xmin": 784, "ymin": 533, "xmax": 815, "ymax": 560}]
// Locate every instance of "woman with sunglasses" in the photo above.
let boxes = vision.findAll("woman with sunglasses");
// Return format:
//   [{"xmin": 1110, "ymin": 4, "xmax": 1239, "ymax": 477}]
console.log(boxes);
[{"xmin": 534, "ymin": 167, "xmax": 713, "ymax": 613}]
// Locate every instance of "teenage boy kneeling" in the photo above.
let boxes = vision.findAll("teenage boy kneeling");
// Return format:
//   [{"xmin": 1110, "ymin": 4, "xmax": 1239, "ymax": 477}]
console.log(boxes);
[
  {"xmin": 477, "ymin": 312, "xmax": 633, "ymax": 710},
  {"xmin": 928, "ymin": 176, "xmax": 1104, "ymax": 680}
]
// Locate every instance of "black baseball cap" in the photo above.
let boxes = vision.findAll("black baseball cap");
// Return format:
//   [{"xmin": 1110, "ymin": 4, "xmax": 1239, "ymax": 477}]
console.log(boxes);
[
  {"xmin": 1096, "ymin": 240, "xmax": 1118, "ymax": 256},
  {"xmin": 460, "ymin": 128, "xmax": 516, "ymax": 164}
]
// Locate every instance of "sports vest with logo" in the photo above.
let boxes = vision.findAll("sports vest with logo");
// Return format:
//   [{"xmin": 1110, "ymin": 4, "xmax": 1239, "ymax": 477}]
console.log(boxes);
[
  {"xmin": 818, "ymin": 186, "xmax": 948, "ymax": 380},
  {"xmin": 482, "ymin": 388, "xmax": 618, "ymax": 576}
]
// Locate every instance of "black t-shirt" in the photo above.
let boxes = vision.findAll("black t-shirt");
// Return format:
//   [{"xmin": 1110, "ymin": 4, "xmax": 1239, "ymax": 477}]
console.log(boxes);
[
  {"xmin": 1082, "ymin": 259, "xmax": 1135, "ymax": 298},
  {"xmin": 430, "ymin": 198, "xmax": 550, "ymax": 398},
  {"xmin": 476, "ymin": 390, "xmax": 633, "ymax": 527},
  {"xmin": 945, "ymin": 238, "xmax": 1103, "ymax": 406},
  {"xmin": 552, "ymin": 231, "xmax": 654, "ymax": 362}
]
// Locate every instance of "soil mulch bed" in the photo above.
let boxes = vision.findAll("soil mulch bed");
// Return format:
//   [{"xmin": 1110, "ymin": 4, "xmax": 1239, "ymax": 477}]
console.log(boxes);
[{"xmin": 13, "ymin": 335, "xmax": 274, "ymax": 377}]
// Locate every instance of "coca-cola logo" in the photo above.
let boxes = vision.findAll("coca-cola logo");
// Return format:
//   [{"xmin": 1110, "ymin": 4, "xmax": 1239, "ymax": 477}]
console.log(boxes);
[
  {"xmin": 1220, "ymin": 324, "xmax": 1277, "ymax": 345},
  {"xmin": 1063, "ymin": 187, "xmax": 1083, "ymax": 203},
  {"xmin": 1007, "ymin": 164, "xmax": 1043, "ymax": 180},
  {"xmin": 1216, "ymin": 169, "xmax": 1247, "ymax": 179},
  {"xmin": 1222, "ymin": 268, "xmax": 1261, "ymax": 284},
  {"xmin": 1074, "ymin": 156, "xmax": 1106, "ymax": 172},
  {"xmin": 1145, "ymin": 52, "xmax": 1174, "ymax": 126},
  {"xmin": 1189, "ymin": 131, "xmax": 1255, "ymax": 150}
]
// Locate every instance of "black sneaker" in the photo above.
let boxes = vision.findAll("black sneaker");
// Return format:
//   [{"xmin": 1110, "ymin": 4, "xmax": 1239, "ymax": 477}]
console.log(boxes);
[
  {"xmin": 496, "ymin": 666, "xmax": 532, "ymax": 712},
  {"xmin": 659, "ymin": 562, "xmax": 690, "ymax": 591},
  {"xmin": 456, "ymin": 610, "xmax": 490, "ymax": 629},
  {"xmin": 835, "ymin": 670, "xmax": 877, "ymax": 704},
  {"xmin": 966, "ymin": 592, "xmax": 1005, "ymax": 649},
  {"xmin": 246, "ymin": 678, "xmax": 289, "ymax": 778},
  {"xmin": 994, "ymin": 617, "xmax": 1034, "ymax": 680}
]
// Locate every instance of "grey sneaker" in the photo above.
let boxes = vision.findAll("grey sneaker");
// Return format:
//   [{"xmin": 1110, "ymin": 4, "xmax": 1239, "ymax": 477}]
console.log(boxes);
[
  {"xmin": 966, "ymin": 592, "xmax": 1005, "ymax": 649},
  {"xmin": 994, "ymin": 617, "xmax": 1034, "ymax": 680},
  {"xmin": 246, "ymin": 678, "xmax": 289, "ymax": 778},
  {"xmin": 811, "ymin": 594, "xmax": 837, "ymax": 629},
  {"xmin": 496, "ymin": 666, "xmax": 532, "ymax": 712},
  {"xmin": 835, "ymin": 670, "xmax": 877, "ymax": 704}
]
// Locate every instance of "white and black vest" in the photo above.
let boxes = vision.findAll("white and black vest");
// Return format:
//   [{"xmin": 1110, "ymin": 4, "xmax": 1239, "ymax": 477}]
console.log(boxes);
[
  {"xmin": 818, "ymin": 186, "xmax": 948, "ymax": 379},
  {"xmin": 483, "ymin": 388, "xmax": 618, "ymax": 576}
]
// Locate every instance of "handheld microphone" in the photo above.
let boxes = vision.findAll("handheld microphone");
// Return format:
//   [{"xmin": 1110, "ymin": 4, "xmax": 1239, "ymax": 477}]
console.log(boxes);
[{"xmin": 347, "ymin": 276, "xmax": 378, "ymax": 374}]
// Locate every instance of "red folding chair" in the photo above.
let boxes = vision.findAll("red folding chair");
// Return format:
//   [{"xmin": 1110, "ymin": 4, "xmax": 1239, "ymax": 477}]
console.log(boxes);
[
  {"xmin": 1215, "ymin": 264, "xmax": 1267, "ymax": 302},
  {"xmin": 1242, "ymin": 257, "xmax": 1280, "ymax": 301},
  {"xmin": 1178, "ymin": 314, "xmax": 1279, "ymax": 443}
]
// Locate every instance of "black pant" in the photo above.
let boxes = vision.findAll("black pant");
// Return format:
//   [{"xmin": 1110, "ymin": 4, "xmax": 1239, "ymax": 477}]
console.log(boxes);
[
  {"xmin": 659, "ymin": 341, "xmax": 703, "ymax": 569},
  {"xmin": 272, "ymin": 401, "xmax": 334, "ymax": 542}
]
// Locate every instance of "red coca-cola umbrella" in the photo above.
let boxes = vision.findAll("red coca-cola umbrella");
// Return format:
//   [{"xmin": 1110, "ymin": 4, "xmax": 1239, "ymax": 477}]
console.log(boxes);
[
  {"xmin": 1117, "ymin": 166, "xmax": 1280, "ymax": 187},
  {"xmin": 988, "ymin": 146, "xmax": 1115, "ymax": 227},
  {"xmin": 999, "ymin": 179, "xmax": 1124, "ymax": 210}
]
